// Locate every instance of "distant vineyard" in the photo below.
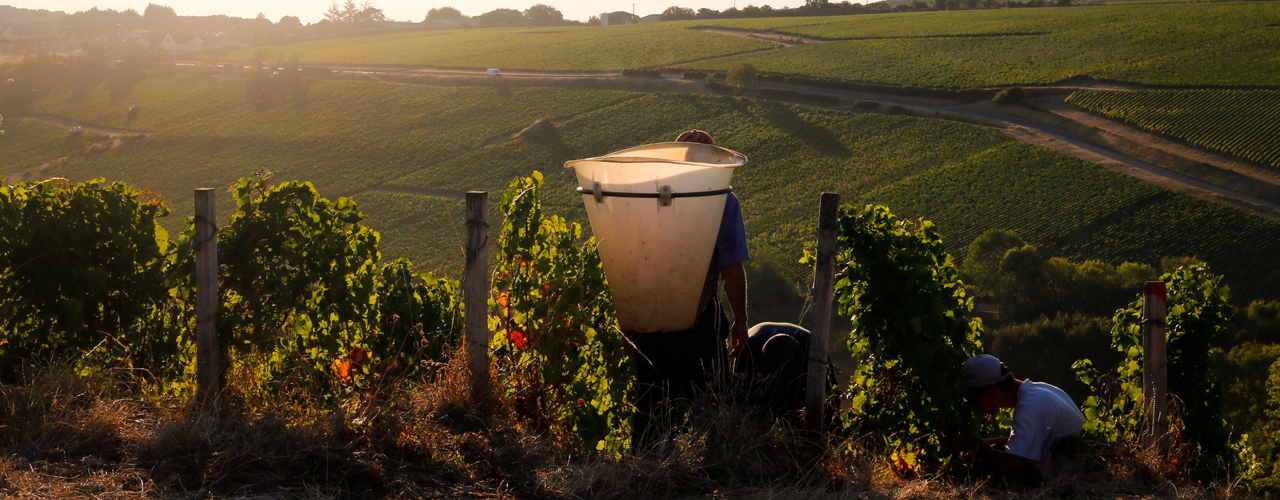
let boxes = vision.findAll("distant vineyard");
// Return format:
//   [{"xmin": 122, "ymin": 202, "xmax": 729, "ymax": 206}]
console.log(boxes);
[
  {"xmin": 19, "ymin": 73, "xmax": 1280, "ymax": 307},
  {"xmin": 683, "ymin": 2, "xmax": 1280, "ymax": 88},
  {"xmin": 227, "ymin": 23, "xmax": 775, "ymax": 71},
  {"xmin": 1067, "ymin": 90, "xmax": 1280, "ymax": 169}
]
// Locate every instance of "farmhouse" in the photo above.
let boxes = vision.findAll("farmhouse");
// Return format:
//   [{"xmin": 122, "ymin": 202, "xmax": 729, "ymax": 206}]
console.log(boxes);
[
  {"xmin": 638, "ymin": 14, "xmax": 661, "ymax": 23},
  {"xmin": 1, "ymin": 25, "xmax": 37, "ymax": 41},
  {"xmin": 600, "ymin": 11, "xmax": 635, "ymax": 26}
]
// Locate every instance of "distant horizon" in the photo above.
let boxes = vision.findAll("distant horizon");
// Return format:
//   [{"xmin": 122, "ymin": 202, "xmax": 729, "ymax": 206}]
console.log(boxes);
[{"xmin": 1, "ymin": 0, "xmax": 817, "ymax": 25}]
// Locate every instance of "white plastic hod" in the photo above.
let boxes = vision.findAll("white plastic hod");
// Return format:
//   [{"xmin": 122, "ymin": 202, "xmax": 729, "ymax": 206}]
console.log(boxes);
[{"xmin": 565, "ymin": 142, "xmax": 746, "ymax": 333}]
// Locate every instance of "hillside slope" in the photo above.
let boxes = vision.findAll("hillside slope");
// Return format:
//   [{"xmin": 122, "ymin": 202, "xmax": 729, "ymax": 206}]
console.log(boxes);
[{"xmin": 23, "ymin": 74, "xmax": 1280, "ymax": 305}]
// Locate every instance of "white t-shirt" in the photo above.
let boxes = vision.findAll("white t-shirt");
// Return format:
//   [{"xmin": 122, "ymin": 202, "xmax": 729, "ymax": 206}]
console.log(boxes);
[{"xmin": 1005, "ymin": 381, "xmax": 1087, "ymax": 478}]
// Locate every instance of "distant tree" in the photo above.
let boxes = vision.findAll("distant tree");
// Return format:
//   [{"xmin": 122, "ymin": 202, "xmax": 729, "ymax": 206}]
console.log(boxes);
[
  {"xmin": 660, "ymin": 6, "xmax": 696, "ymax": 20},
  {"xmin": 476, "ymin": 8, "xmax": 525, "ymax": 26},
  {"xmin": 524, "ymin": 4, "xmax": 564, "ymax": 25},
  {"xmin": 726, "ymin": 62, "xmax": 760, "ymax": 87},
  {"xmin": 324, "ymin": 0, "xmax": 385, "ymax": 24},
  {"xmin": 586, "ymin": 15, "xmax": 600, "ymax": 25},
  {"xmin": 805, "ymin": 0, "xmax": 830, "ymax": 7},
  {"xmin": 279, "ymin": 15, "xmax": 302, "ymax": 29},
  {"xmin": 64, "ymin": 7, "xmax": 143, "ymax": 37},
  {"xmin": 426, "ymin": 6, "xmax": 465, "ymax": 20},
  {"xmin": 142, "ymin": 3, "xmax": 178, "ymax": 29},
  {"xmin": 354, "ymin": 3, "xmax": 387, "ymax": 23},
  {"xmin": 696, "ymin": 7, "xmax": 719, "ymax": 18}
]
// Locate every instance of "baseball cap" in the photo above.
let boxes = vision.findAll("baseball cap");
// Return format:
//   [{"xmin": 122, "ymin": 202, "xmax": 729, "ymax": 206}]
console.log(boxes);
[{"xmin": 954, "ymin": 354, "xmax": 1006, "ymax": 397}]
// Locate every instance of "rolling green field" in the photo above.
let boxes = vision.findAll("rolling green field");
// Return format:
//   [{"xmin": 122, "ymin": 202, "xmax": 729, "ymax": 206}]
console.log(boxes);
[
  {"xmin": 686, "ymin": 3, "xmax": 1280, "ymax": 88},
  {"xmin": 226, "ymin": 23, "xmax": 775, "ymax": 71},
  {"xmin": 25, "ymin": 73, "xmax": 638, "ymax": 223},
  {"xmin": 18, "ymin": 73, "xmax": 1280, "ymax": 307},
  {"xmin": 0, "ymin": 118, "xmax": 75, "ymax": 178},
  {"xmin": 240, "ymin": 3, "xmax": 1280, "ymax": 89},
  {"xmin": 1067, "ymin": 90, "xmax": 1280, "ymax": 170}
]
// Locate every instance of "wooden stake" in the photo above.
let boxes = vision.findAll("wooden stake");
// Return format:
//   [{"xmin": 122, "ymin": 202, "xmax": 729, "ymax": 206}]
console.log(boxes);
[
  {"xmin": 1142, "ymin": 281, "xmax": 1168, "ymax": 454},
  {"xmin": 464, "ymin": 191, "xmax": 491, "ymax": 404},
  {"xmin": 194, "ymin": 188, "xmax": 220, "ymax": 407},
  {"xmin": 806, "ymin": 193, "xmax": 839, "ymax": 432}
]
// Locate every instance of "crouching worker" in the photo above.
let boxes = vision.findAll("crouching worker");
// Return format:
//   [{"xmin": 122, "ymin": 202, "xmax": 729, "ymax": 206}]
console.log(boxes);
[
  {"xmin": 734, "ymin": 322, "xmax": 809, "ymax": 415},
  {"xmin": 952, "ymin": 355, "xmax": 1087, "ymax": 486}
]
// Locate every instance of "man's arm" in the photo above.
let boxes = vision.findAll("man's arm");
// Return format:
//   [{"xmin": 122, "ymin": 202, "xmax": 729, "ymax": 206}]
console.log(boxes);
[
  {"xmin": 722, "ymin": 261, "xmax": 749, "ymax": 358},
  {"xmin": 954, "ymin": 435, "xmax": 1040, "ymax": 485}
]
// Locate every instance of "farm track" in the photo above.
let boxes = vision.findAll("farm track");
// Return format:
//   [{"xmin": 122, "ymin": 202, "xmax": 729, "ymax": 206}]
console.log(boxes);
[
  {"xmin": 3, "ymin": 115, "xmax": 150, "ymax": 185},
  {"xmin": 11, "ymin": 114, "xmax": 151, "ymax": 136},
  {"xmin": 164, "ymin": 61, "xmax": 1280, "ymax": 218}
]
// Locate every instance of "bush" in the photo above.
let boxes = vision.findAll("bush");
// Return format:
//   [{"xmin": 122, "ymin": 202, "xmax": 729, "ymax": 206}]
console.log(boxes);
[
  {"xmin": 491, "ymin": 172, "xmax": 631, "ymax": 454},
  {"xmin": 823, "ymin": 204, "xmax": 984, "ymax": 472},
  {"xmin": 1075, "ymin": 264, "xmax": 1238, "ymax": 479},
  {"xmin": 186, "ymin": 173, "xmax": 461, "ymax": 396},
  {"xmin": 0, "ymin": 179, "xmax": 180, "ymax": 378},
  {"xmin": 993, "ymin": 87, "xmax": 1026, "ymax": 105}
]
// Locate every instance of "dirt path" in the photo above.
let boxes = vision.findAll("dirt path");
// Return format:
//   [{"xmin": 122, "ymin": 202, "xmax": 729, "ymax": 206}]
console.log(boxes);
[
  {"xmin": 14, "ymin": 114, "xmax": 150, "ymax": 136},
  {"xmin": 4, "ymin": 115, "xmax": 149, "ymax": 185}
]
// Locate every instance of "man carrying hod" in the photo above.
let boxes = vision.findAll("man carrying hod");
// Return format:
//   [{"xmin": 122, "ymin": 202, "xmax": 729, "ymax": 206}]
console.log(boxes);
[{"xmin": 952, "ymin": 354, "xmax": 1088, "ymax": 486}]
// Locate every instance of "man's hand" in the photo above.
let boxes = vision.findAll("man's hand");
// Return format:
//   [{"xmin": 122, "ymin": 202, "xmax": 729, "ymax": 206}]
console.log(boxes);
[
  {"xmin": 721, "ymin": 262, "xmax": 749, "ymax": 358},
  {"xmin": 728, "ymin": 320, "xmax": 749, "ymax": 358}
]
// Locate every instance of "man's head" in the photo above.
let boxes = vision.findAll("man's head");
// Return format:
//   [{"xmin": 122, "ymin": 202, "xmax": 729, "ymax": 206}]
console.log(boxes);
[
  {"xmin": 675, "ymin": 129, "xmax": 715, "ymax": 145},
  {"xmin": 956, "ymin": 355, "xmax": 1017, "ymax": 414}
]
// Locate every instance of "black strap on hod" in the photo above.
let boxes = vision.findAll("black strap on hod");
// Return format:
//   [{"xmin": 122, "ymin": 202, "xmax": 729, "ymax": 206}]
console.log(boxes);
[{"xmin": 578, "ymin": 185, "xmax": 732, "ymax": 207}]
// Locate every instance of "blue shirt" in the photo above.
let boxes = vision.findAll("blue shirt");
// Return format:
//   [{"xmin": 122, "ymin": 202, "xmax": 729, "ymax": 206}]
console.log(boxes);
[{"xmin": 707, "ymin": 192, "xmax": 751, "ymax": 281}]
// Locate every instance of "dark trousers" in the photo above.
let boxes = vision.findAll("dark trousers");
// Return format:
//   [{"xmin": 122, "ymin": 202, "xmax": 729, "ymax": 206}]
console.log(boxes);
[{"xmin": 629, "ymin": 297, "xmax": 729, "ymax": 453}]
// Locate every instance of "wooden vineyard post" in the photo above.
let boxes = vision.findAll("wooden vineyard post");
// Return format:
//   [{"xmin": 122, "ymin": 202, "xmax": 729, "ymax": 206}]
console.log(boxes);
[
  {"xmin": 806, "ymin": 193, "xmax": 839, "ymax": 432},
  {"xmin": 464, "ymin": 192, "xmax": 491, "ymax": 405},
  {"xmin": 194, "ymin": 188, "xmax": 220, "ymax": 408},
  {"xmin": 1142, "ymin": 281, "xmax": 1168, "ymax": 455}
]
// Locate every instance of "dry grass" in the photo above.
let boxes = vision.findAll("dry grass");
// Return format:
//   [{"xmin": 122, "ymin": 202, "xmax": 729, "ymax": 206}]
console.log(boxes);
[{"xmin": 0, "ymin": 359, "xmax": 1253, "ymax": 499}]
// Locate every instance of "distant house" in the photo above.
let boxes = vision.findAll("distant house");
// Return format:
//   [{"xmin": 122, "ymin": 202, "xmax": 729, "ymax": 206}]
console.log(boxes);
[
  {"xmin": 600, "ymin": 11, "xmax": 635, "ymax": 26},
  {"xmin": 30, "ymin": 36, "xmax": 79, "ymax": 52},
  {"xmin": 1, "ymin": 25, "xmax": 37, "ymax": 41},
  {"xmin": 176, "ymin": 35, "xmax": 203, "ymax": 53},
  {"xmin": 157, "ymin": 32, "xmax": 179, "ymax": 53},
  {"xmin": 638, "ymin": 14, "xmax": 661, "ymax": 23}
]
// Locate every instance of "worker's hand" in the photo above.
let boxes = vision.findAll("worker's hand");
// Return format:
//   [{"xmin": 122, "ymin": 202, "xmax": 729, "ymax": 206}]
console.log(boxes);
[{"xmin": 727, "ymin": 321, "xmax": 749, "ymax": 358}]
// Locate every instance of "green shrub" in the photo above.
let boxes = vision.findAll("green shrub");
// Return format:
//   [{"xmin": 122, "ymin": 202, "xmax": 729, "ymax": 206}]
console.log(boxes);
[
  {"xmin": 992, "ymin": 87, "xmax": 1026, "ymax": 105},
  {"xmin": 1075, "ymin": 264, "xmax": 1239, "ymax": 479},
  {"xmin": 491, "ymin": 172, "xmax": 631, "ymax": 455},
  {"xmin": 823, "ymin": 204, "xmax": 983, "ymax": 471},
  {"xmin": 0, "ymin": 179, "xmax": 181, "ymax": 378}
]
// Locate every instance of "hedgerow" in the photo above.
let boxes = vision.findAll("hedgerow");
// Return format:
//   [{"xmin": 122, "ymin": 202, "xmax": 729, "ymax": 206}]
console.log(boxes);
[
  {"xmin": 822, "ymin": 204, "xmax": 984, "ymax": 472},
  {"xmin": 0, "ymin": 178, "xmax": 183, "ymax": 378},
  {"xmin": 491, "ymin": 172, "xmax": 631, "ymax": 454},
  {"xmin": 1073, "ymin": 264, "xmax": 1248, "ymax": 480}
]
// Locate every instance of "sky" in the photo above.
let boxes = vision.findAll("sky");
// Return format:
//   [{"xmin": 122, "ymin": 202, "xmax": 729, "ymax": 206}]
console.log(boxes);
[{"xmin": 5, "ymin": 0, "xmax": 811, "ymax": 24}]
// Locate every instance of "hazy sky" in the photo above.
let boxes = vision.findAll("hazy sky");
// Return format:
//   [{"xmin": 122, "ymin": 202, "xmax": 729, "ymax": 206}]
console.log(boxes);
[{"xmin": 7, "ymin": 0, "xmax": 811, "ymax": 24}]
